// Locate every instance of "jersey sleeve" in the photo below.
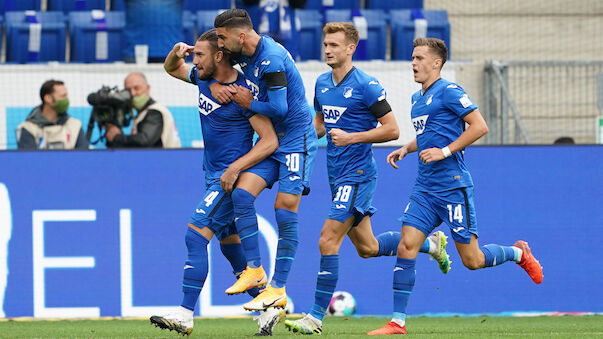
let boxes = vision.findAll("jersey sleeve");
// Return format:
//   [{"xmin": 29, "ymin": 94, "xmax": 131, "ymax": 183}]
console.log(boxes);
[
  {"xmin": 313, "ymin": 81, "xmax": 322, "ymax": 115},
  {"xmin": 443, "ymin": 84, "xmax": 478, "ymax": 118},
  {"xmin": 362, "ymin": 78, "xmax": 392, "ymax": 119}
]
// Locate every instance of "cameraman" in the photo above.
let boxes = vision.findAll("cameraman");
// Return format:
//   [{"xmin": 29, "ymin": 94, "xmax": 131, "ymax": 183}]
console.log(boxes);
[
  {"xmin": 16, "ymin": 79, "xmax": 89, "ymax": 150},
  {"xmin": 105, "ymin": 72, "xmax": 181, "ymax": 148}
]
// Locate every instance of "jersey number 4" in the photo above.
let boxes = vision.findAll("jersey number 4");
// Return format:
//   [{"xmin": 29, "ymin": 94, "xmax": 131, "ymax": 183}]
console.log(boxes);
[{"xmin": 446, "ymin": 204, "xmax": 464, "ymax": 223}]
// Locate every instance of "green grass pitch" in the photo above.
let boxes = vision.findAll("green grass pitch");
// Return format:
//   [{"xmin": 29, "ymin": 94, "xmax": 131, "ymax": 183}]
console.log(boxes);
[{"xmin": 1, "ymin": 315, "xmax": 602, "ymax": 338}]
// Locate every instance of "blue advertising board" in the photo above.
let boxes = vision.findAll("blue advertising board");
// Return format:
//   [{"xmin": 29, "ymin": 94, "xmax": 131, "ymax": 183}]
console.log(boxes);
[{"xmin": 0, "ymin": 146, "xmax": 602, "ymax": 318}]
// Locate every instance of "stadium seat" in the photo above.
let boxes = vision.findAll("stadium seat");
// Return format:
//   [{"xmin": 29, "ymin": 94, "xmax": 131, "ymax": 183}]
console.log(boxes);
[
  {"xmin": 182, "ymin": 10, "xmax": 196, "ymax": 44},
  {"xmin": 69, "ymin": 11, "xmax": 125, "ymax": 63},
  {"xmin": 184, "ymin": 0, "xmax": 230, "ymax": 11},
  {"xmin": 296, "ymin": 9, "xmax": 323, "ymax": 60},
  {"xmin": 304, "ymin": 0, "xmax": 360, "ymax": 10},
  {"xmin": 197, "ymin": 10, "xmax": 222, "ymax": 37},
  {"xmin": 324, "ymin": 9, "xmax": 388, "ymax": 60},
  {"xmin": 390, "ymin": 9, "xmax": 450, "ymax": 60},
  {"xmin": 48, "ymin": 0, "xmax": 105, "ymax": 13},
  {"xmin": 5, "ymin": 11, "xmax": 66, "ymax": 63},
  {"xmin": 367, "ymin": 0, "xmax": 423, "ymax": 11},
  {"xmin": 111, "ymin": 0, "xmax": 125, "ymax": 11},
  {"xmin": 0, "ymin": 0, "xmax": 40, "ymax": 13}
]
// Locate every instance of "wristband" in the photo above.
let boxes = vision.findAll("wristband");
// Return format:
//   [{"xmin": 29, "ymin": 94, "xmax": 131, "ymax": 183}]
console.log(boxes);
[{"xmin": 442, "ymin": 146, "xmax": 452, "ymax": 158}]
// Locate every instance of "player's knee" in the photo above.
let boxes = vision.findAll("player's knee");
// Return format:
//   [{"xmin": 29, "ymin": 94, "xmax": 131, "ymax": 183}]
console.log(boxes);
[
  {"xmin": 355, "ymin": 244, "xmax": 377, "ymax": 259},
  {"xmin": 232, "ymin": 187, "xmax": 255, "ymax": 204},
  {"xmin": 318, "ymin": 234, "xmax": 338, "ymax": 255},
  {"xmin": 460, "ymin": 254, "xmax": 483, "ymax": 270},
  {"xmin": 397, "ymin": 238, "xmax": 417, "ymax": 257}
]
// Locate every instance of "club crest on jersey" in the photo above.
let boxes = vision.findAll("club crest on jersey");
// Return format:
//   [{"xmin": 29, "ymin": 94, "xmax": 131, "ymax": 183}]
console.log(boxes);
[
  {"xmin": 412, "ymin": 114, "xmax": 429, "ymax": 135},
  {"xmin": 254, "ymin": 67, "xmax": 259, "ymax": 77},
  {"xmin": 426, "ymin": 94, "xmax": 433, "ymax": 105},
  {"xmin": 198, "ymin": 92, "xmax": 221, "ymax": 116},
  {"xmin": 343, "ymin": 87, "xmax": 354, "ymax": 98},
  {"xmin": 246, "ymin": 79, "xmax": 260, "ymax": 100},
  {"xmin": 322, "ymin": 105, "xmax": 347, "ymax": 124}
]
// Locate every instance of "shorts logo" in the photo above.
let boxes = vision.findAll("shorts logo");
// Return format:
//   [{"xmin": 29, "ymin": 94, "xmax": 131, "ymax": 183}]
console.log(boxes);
[
  {"xmin": 198, "ymin": 93, "xmax": 221, "ymax": 116},
  {"xmin": 322, "ymin": 105, "xmax": 347, "ymax": 124},
  {"xmin": 412, "ymin": 114, "xmax": 429, "ymax": 135},
  {"xmin": 335, "ymin": 204, "xmax": 346, "ymax": 209},
  {"xmin": 404, "ymin": 202, "xmax": 410, "ymax": 213},
  {"xmin": 195, "ymin": 208, "xmax": 206, "ymax": 214},
  {"xmin": 289, "ymin": 175, "xmax": 301, "ymax": 181},
  {"xmin": 452, "ymin": 226, "xmax": 463, "ymax": 233},
  {"xmin": 343, "ymin": 87, "xmax": 354, "ymax": 98}
]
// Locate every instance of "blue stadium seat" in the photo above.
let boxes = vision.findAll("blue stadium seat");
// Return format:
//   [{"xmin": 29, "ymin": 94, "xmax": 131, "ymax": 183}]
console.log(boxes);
[
  {"xmin": 296, "ymin": 9, "xmax": 323, "ymax": 60},
  {"xmin": 69, "ymin": 11, "xmax": 125, "ymax": 63},
  {"xmin": 5, "ymin": 11, "xmax": 66, "ymax": 63},
  {"xmin": 183, "ymin": 10, "xmax": 196, "ymax": 44},
  {"xmin": 184, "ymin": 0, "xmax": 230, "ymax": 11},
  {"xmin": 304, "ymin": 0, "xmax": 360, "ymax": 10},
  {"xmin": 111, "ymin": 0, "xmax": 124, "ymax": 11},
  {"xmin": 390, "ymin": 9, "xmax": 450, "ymax": 60},
  {"xmin": 48, "ymin": 0, "xmax": 105, "ymax": 13},
  {"xmin": 367, "ymin": 0, "xmax": 423, "ymax": 11},
  {"xmin": 197, "ymin": 10, "xmax": 222, "ymax": 37},
  {"xmin": 324, "ymin": 9, "xmax": 388, "ymax": 60},
  {"xmin": 0, "ymin": 0, "xmax": 40, "ymax": 13}
]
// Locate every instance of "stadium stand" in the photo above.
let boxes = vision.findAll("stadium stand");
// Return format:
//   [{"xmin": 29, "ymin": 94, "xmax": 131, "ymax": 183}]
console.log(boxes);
[
  {"xmin": 182, "ymin": 10, "xmax": 196, "ymax": 45},
  {"xmin": 68, "ymin": 11, "xmax": 125, "ymax": 63},
  {"xmin": 184, "ymin": 0, "xmax": 231, "ymax": 12},
  {"xmin": 367, "ymin": 0, "xmax": 423, "ymax": 11},
  {"xmin": 0, "ymin": 0, "xmax": 40, "ymax": 13},
  {"xmin": 296, "ymin": 9, "xmax": 323, "ymax": 60},
  {"xmin": 48, "ymin": 0, "xmax": 105, "ymax": 13},
  {"xmin": 304, "ymin": 0, "xmax": 360, "ymax": 10},
  {"xmin": 5, "ymin": 11, "xmax": 66, "ymax": 63},
  {"xmin": 325, "ymin": 9, "xmax": 387, "ymax": 60},
  {"xmin": 390, "ymin": 9, "xmax": 450, "ymax": 60},
  {"xmin": 196, "ymin": 10, "xmax": 223, "ymax": 38}
]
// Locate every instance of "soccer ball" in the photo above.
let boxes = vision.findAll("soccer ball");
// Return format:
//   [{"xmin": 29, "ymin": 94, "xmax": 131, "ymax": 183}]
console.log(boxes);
[
  {"xmin": 327, "ymin": 291, "xmax": 356, "ymax": 316},
  {"xmin": 285, "ymin": 295, "xmax": 294, "ymax": 314}
]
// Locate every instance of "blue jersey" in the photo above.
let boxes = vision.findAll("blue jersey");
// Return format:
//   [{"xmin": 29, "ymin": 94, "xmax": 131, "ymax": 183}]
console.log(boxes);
[
  {"xmin": 234, "ymin": 35, "xmax": 313, "ymax": 153},
  {"xmin": 314, "ymin": 67, "xmax": 389, "ymax": 185},
  {"xmin": 411, "ymin": 78, "xmax": 478, "ymax": 192},
  {"xmin": 188, "ymin": 67, "xmax": 255, "ymax": 180}
]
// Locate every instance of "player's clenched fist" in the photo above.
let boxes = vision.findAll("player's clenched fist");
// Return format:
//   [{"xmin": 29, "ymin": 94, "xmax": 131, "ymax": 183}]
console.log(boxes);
[
  {"xmin": 172, "ymin": 42, "xmax": 194, "ymax": 59},
  {"xmin": 387, "ymin": 147, "xmax": 408, "ymax": 169},
  {"xmin": 328, "ymin": 128, "xmax": 353, "ymax": 146}
]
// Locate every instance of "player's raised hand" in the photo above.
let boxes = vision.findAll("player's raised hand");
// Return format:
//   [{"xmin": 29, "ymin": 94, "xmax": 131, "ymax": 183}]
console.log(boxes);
[
  {"xmin": 173, "ymin": 42, "xmax": 194, "ymax": 59},
  {"xmin": 328, "ymin": 128, "xmax": 353, "ymax": 146},
  {"xmin": 386, "ymin": 147, "xmax": 408, "ymax": 169},
  {"xmin": 209, "ymin": 83, "xmax": 234, "ymax": 104},
  {"xmin": 419, "ymin": 147, "xmax": 446, "ymax": 164},
  {"xmin": 231, "ymin": 84, "xmax": 253, "ymax": 109},
  {"xmin": 220, "ymin": 166, "xmax": 239, "ymax": 193}
]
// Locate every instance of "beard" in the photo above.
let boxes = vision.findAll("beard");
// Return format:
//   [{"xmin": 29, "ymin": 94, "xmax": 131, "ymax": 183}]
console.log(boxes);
[{"xmin": 198, "ymin": 65, "xmax": 217, "ymax": 81}]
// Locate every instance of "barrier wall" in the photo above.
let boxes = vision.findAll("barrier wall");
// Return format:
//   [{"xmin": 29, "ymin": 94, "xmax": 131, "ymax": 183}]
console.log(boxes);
[{"xmin": 0, "ymin": 146, "xmax": 602, "ymax": 318}]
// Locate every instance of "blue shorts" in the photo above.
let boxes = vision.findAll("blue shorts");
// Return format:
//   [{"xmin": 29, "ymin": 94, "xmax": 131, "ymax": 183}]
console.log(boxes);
[
  {"xmin": 244, "ymin": 157, "xmax": 280, "ymax": 190},
  {"xmin": 271, "ymin": 130, "xmax": 317, "ymax": 196},
  {"xmin": 328, "ymin": 179, "xmax": 377, "ymax": 227},
  {"xmin": 189, "ymin": 178, "xmax": 237, "ymax": 241},
  {"xmin": 400, "ymin": 187, "xmax": 478, "ymax": 244}
]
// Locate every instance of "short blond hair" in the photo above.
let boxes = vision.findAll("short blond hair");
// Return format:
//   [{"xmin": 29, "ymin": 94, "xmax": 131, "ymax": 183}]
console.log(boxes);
[
  {"xmin": 413, "ymin": 37, "xmax": 447, "ymax": 66},
  {"xmin": 323, "ymin": 22, "xmax": 359, "ymax": 45}
]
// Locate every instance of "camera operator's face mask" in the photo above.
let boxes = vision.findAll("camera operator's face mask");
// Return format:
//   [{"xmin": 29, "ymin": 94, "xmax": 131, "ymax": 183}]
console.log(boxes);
[
  {"xmin": 52, "ymin": 97, "xmax": 70, "ymax": 115},
  {"xmin": 131, "ymin": 94, "xmax": 149, "ymax": 111}
]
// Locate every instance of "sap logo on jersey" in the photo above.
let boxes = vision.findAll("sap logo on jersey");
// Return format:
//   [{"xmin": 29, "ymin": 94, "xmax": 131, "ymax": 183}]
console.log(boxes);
[
  {"xmin": 412, "ymin": 114, "xmax": 429, "ymax": 135},
  {"xmin": 322, "ymin": 105, "xmax": 347, "ymax": 124},
  {"xmin": 198, "ymin": 93, "xmax": 221, "ymax": 116},
  {"xmin": 246, "ymin": 79, "xmax": 260, "ymax": 100}
]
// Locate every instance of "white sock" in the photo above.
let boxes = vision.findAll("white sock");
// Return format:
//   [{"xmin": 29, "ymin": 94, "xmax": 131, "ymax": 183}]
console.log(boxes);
[
  {"xmin": 391, "ymin": 317, "xmax": 405, "ymax": 327},
  {"xmin": 178, "ymin": 306, "xmax": 194, "ymax": 318},
  {"xmin": 512, "ymin": 246, "xmax": 523, "ymax": 263},
  {"xmin": 427, "ymin": 237, "xmax": 438, "ymax": 255}
]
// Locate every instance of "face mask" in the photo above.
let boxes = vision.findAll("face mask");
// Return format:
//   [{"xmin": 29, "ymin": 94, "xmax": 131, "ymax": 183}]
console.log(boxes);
[
  {"xmin": 132, "ymin": 94, "xmax": 149, "ymax": 111},
  {"xmin": 53, "ymin": 98, "xmax": 69, "ymax": 115}
]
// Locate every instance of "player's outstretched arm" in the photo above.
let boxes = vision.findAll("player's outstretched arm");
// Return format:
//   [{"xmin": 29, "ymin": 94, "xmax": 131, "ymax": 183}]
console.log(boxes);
[
  {"xmin": 314, "ymin": 112, "xmax": 326, "ymax": 139},
  {"xmin": 387, "ymin": 139, "xmax": 417, "ymax": 169},
  {"xmin": 164, "ymin": 42, "xmax": 194, "ymax": 83},
  {"xmin": 418, "ymin": 110, "xmax": 488, "ymax": 164},
  {"xmin": 220, "ymin": 114, "xmax": 278, "ymax": 192},
  {"xmin": 329, "ymin": 111, "xmax": 399, "ymax": 147}
]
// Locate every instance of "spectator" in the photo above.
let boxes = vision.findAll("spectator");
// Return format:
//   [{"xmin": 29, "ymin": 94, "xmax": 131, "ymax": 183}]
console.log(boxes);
[
  {"xmin": 553, "ymin": 136, "xmax": 575, "ymax": 144},
  {"xmin": 16, "ymin": 80, "xmax": 89, "ymax": 150},
  {"xmin": 105, "ymin": 72, "xmax": 181, "ymax": 148}
]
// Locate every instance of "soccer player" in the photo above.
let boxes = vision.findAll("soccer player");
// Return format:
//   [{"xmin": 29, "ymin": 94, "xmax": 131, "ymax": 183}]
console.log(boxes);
[
  {"xmin": 212, "ymin": 9, "xmax": 319, "ymax": 312},
  {"xmin": 283, "ymin": 23, "xmax": 451, "ymax": 335},
  {"xmin": 150, "ymin": 29, "xmax": 280, "ymax": 336},
  {"xmin": 367, "ymin": 38, "xmax": 544, "ymax": 336}
]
